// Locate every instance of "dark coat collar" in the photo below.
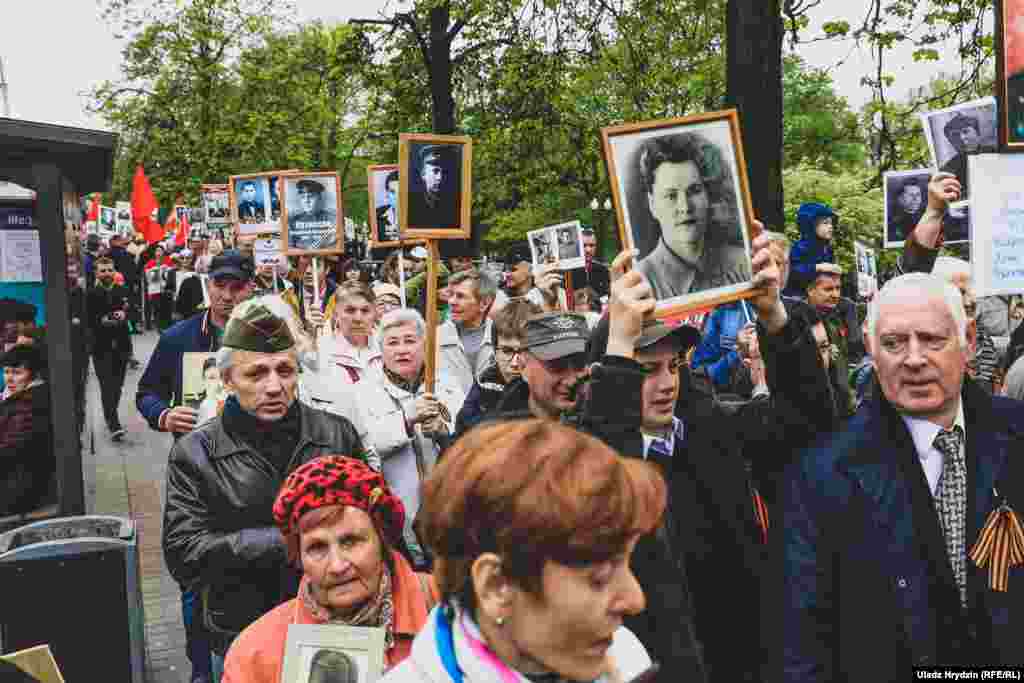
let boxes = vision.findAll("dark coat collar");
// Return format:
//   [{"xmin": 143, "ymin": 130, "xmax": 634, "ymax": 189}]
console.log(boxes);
[{"xmin": 207, "ymin": 400, "xmax": 333, "ymax": 461}]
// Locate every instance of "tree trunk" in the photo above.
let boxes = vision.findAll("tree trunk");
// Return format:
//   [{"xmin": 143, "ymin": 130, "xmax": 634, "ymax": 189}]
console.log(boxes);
[
  {"xmin": 726, "ymin": 0, "xmax": 784, "ymax": 229},
  {"xmin": 428, "ymin": 4, "xmax": 457, "ymax": 134}
]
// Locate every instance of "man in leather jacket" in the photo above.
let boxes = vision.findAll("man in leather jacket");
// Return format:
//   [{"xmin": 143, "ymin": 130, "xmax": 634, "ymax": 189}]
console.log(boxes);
[{"xmin": 161, "ymin": 299, "xmax": 368, "ymax": 678}]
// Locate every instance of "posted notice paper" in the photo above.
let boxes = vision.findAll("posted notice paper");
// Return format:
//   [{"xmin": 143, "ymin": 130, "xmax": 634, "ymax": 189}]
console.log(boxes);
[{"xmin": 969, "ymin": 154, "xmax": 1024, "ymax": 296}]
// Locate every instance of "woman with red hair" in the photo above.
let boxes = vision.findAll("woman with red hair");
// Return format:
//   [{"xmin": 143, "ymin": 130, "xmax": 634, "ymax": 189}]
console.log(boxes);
[
  {"xmin": 384, "ymin": 419, "xmax": 666, "ymax": 683},
  {"xmin": 222, "ymin": 456, "xmax": 437, "ymax": 683}
]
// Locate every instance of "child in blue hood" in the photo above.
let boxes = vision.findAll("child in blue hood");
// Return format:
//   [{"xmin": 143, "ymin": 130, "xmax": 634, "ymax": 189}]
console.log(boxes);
[{"xmin": 783, "ymin": 202, "xmax": 836, "ymax": 298}]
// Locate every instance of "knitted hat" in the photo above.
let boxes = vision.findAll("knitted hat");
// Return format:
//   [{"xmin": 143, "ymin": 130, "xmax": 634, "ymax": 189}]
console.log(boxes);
[
  {"xmin": 221, "ymin": 303, "xmax": 295, "ymax": 353},
  {"xmin": 273, "ymin": 456, "xmax": 406, "ymax": 547}
]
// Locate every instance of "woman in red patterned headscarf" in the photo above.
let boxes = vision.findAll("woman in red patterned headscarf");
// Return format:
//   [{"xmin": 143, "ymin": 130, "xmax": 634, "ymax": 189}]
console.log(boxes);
[{"xmin": 222, "ymin": 456, "xmax": 438, "ymax": 683}]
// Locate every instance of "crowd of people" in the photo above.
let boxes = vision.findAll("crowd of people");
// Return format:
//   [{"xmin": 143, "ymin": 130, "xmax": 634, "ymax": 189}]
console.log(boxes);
[{"xmin": 7, "ymin": 166, "xmax": 1023, "ymax": 681}]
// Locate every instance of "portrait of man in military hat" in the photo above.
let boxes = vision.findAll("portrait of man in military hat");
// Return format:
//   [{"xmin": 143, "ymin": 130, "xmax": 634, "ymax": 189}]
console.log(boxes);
[
  {"xmin": 921, "ymin": 97, "xmax": 997, "ymax": 200},
  {"xmin": 407, "ymin": 142, "xmax": 462, "ymax": 230},
  {"xmin": 282, "ymin": 173, "xmax": 342, "ymax": 253}
]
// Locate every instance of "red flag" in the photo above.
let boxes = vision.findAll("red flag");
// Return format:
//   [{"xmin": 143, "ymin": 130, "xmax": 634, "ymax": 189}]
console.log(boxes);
[
  {"xmin": 131, "ymin": 166, "xmax": 162, "ymax": 244},
  {"xmin": 85, "ymin": 194, "xmax": 100, "ymax": 223}
]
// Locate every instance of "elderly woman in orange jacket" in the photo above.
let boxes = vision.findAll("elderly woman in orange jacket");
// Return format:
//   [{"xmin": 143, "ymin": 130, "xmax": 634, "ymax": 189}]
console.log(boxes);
[{"xmin": 222, "ymin": 456, "xmax": 438, "ymax": 683}]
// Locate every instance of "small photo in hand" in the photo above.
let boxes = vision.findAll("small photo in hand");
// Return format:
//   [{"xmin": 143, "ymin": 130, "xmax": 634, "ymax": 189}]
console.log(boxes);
[
  {"xmin": 920, "ymin": 97, "xmax": 997, "ymax": 207},
  {"xmin": 527, "ymin": 221, "xmax": 585, "ymax": 271}
]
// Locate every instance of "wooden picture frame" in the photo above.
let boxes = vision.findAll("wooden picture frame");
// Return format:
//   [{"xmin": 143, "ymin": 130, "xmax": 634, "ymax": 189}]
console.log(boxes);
[
  {"xmin": 398, "ymin": 133, "xmax": 472, "ymax": 240},
  {"xmin": 279, "ymin": 171, "xmax": 345, "ymax": 256},
  {"xmin": 367, "ymin": 163, "xmax": 405, "ymax": 248},
  {"xmin": 600, "ymin": 109, "xmax": 758, "ymax": 319},
  {"xmin": 281, "ymin": 623, "xmax": 386, "ymax": 683},
  {"xmin": 229, "ymin": 169, "xmax": 297, "ymax": 240},
  {"xmin": 997, "ymin": 0, "xmax": 1024, "ymax": 150}
]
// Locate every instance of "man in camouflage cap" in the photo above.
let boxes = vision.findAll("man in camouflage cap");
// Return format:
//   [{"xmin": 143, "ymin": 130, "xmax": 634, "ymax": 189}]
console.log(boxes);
[
  {"xmin": 162, "ymin": 297, "xmax": 369, "ymax": 673},
  {"xmin": 490, "ymin": 311, "xmax": 592, "ymax": 420}
]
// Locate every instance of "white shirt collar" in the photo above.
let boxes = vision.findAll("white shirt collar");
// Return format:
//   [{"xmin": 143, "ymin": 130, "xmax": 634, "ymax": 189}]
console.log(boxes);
[{"xmin": 900, "ymin": 400, "xmax": 966, "ymax": 495}]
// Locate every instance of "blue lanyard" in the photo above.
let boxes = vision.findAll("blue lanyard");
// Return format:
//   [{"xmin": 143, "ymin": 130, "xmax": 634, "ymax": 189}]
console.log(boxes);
[{"xmin": 434, "ymin": 607, "xmax": 464, "ymax": 683}]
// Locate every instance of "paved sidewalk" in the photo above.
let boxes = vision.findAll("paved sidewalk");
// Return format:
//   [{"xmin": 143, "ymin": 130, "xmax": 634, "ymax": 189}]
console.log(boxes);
[{"xmin": 83, "ymin": 330, "xmax": 191, "ymax": 683}]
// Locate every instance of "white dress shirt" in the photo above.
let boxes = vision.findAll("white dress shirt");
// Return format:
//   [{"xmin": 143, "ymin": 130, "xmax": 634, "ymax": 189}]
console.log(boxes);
[{"xmin": 900, "ymin": 401, "xmax": 967, "ymax": 495}]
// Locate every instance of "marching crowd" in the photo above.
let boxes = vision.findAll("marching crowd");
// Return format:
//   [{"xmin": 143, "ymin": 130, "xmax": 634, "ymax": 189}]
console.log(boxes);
[{"xmin": 3, "ymin": 169, "xmax": 1024, "ymax": 683}]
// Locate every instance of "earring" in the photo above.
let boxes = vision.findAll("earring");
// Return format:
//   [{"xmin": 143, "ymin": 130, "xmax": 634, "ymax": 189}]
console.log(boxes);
[{"xmin": 495, "ymin": 616, "xmax": 505, "ymax": 627}]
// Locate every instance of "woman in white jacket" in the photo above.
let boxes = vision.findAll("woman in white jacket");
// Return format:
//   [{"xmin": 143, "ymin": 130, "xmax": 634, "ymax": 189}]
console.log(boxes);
[
  {"xmin": 382, "ymin": 419, "xmax": 662, "ymax": 683},
  {"xmin": 357, "ymin": 307, "xmax": 465, "ymax": 569}
]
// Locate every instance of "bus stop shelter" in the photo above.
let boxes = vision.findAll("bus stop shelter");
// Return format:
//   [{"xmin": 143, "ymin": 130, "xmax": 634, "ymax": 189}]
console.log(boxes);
[{"xmin": 0, "ymin": 117, "xmax": 118, "ymax": 519}]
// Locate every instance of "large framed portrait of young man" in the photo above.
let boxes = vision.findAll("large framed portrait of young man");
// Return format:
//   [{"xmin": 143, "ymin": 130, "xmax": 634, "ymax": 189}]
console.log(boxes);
[
  {"xmin": 367, "ymin": 164, "xmax": 403, "ymax": 248},
  {"xmin": 601, "ymin": 109, "xmax": 757, "ymax": 318},
  {"xmin": 398, "ymin": 133, "xmax": 472, "ymax": 240},
  {"xmin": 280, "ymin": 171, "xmax": 344, "ymax": 256},
  {"xmin": 997, "ymin": 0, "xmax": 1024, "ymax": 150}
]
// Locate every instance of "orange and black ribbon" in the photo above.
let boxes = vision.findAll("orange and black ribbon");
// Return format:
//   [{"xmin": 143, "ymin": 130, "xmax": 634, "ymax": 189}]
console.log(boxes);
[
  {"xmin": 968, "ymin": 491, "xmax": 1024, "ymax": 592},
  {"xmin": 752, "ymin": 487, "xmax": 769, "ymax": 545}
]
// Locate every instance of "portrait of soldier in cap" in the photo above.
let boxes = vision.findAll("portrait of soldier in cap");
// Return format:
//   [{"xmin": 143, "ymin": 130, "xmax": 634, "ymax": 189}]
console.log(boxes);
[
  {"xmin": 283, "ymin": 174, "xmax": 341, "ymax": 252},
  {"xmin": 304, "ymin": 649, "xmax": 361, "ymax": 683},
  {"xmin": 407, "ymin": 142, "xmax": 462, "ymax": 230},
  {"xmin": 921, "ymin": 98, "xmax": 997, "ymax": 200},
  {"xmin": 235, "ymin": 178, "xmax": 266, "ymax": 223}
]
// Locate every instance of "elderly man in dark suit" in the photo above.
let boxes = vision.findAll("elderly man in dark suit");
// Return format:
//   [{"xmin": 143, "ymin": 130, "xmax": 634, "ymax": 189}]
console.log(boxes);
[{"xmin": 782, "ymin": 271, "xmax": 1024, "ymax": 680}]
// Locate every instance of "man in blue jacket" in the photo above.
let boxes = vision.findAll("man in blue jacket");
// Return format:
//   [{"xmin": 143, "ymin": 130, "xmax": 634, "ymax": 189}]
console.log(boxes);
[
  {"xmin": 690, "ymin": 299, "xmax": 755, "ymax": 392},
  {"xmin": 783, "ymin": 202, "xmax": 836, "ymax": 298}
]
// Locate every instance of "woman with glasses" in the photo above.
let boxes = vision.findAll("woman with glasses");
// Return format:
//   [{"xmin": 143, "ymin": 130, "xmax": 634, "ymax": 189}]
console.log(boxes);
[
  {"xmin": 382, "ymin": 419, "xmax": 662, "ymax": 683},
  {"xmin": 454, "ymin": 301, "xmax": 540, "ymax": 440}
]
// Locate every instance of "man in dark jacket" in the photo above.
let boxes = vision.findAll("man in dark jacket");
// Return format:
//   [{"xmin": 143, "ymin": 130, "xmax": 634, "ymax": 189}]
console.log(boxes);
[
  {"xmin": 568, "ymin": 228, "xmax": 610, "ymax": 301},
  {"xmin": 88, "ymin": 257, "xmax": 133, "ymax": 440},
  {"xmin": 162, "ymin": 301, "xmax": 368, "ymax": 678},
  {"xmin": 0, "ymin": 344, "xmax": 54, "ymax": 516}
]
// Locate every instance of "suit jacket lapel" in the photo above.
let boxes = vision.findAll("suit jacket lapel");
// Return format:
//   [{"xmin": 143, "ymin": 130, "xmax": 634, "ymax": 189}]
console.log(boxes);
[{"xmin": 962, "ymin": 381, "xmax": 1012, "ymax": 547}]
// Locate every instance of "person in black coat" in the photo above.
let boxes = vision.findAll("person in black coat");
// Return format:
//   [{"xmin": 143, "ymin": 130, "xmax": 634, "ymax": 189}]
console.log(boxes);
[
  {"xmin": 87, "ymin": 256, "xmax": 133, "ymax": 440},
  {"xmin": 567, "ymin": 228, "xmax": 610, "ymax": 301}
]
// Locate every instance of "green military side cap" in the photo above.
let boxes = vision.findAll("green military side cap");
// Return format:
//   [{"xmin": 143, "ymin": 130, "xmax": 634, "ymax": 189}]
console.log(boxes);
[{"xmin": 222, "ymin": 303, "xmax": 295, "ymax": 353}]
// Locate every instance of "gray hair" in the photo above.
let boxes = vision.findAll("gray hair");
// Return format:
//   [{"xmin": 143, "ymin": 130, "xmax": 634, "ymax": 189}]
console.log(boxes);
[
  {"xmin": 448, "ymin": 268, "xmax": 498, "ymax": 303},
  {"xmin": 931, "ymin": 256, "xmax": 971, "ymax": 282},
  {"xmin": 867, "ymin": 272, "xmax": 968, "ymax": 347},
  {"xmin": 379, "ymin": 308, "xmax": 426, "ymax": 339}
]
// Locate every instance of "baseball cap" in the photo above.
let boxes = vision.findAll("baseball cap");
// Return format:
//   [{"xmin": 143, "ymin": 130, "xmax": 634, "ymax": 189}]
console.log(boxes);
[
  {"xmin": 525, "ymin": 313, "xmax": 591, "ymax": 361},
  {"xmin": 209, "ymin": 249, "xmax": 254, "ymax": 281},
  {"xmin": 586, "ymin": 314, "xmax": 701, "ymax": 364}
]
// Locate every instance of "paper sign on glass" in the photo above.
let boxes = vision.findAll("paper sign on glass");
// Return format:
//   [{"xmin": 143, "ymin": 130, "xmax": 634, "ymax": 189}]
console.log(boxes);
[{"xmin": 969, "ymin": 153, "xmax": 1024, "ymax": 296}]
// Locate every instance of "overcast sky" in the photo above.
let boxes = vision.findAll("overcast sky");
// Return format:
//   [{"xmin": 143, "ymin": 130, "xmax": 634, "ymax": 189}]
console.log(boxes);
[{"xmin": 2, "ymin": 0, "xmax": 966, "ymax": 131}]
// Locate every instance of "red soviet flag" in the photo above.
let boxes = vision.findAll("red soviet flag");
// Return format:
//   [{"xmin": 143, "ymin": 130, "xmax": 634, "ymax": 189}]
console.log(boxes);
[
  {"xmin": 175, "ymin": 206, "xmax": 190, "ymax": 246},
  {"xmin": 131, "ymin": 165, "xmax": 162, "ymax": 244},
  {"xmin": 85, "ymin": 194, "xmax": 100, "ymax": 223}
]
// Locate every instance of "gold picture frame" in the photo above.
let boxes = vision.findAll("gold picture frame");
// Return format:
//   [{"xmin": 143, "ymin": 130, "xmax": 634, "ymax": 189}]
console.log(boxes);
[
  {"xmin": 281, "ymin": 624, "xmax": 386, "ymax": 683},
  {"xmin": 398, "ymin": 133, "xmax": 473, "ymax": 240},
  {"xmin": 279, "ymin": 171, "xmax": 345, "ymax": 256},
  {"xmin": 600, "ymin": 109, "xmax": 759, "ymax": 319},
  {"xmin": 367, "ymin": 163, "xmax": 405, "ymax": 248}
]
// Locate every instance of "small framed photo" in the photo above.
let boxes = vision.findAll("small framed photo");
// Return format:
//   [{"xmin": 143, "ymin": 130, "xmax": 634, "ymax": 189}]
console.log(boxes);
[
  {"xmin": 399, "ymin": 133, "xmax": 472, "ymax": 239},
  {"xmin": 883, "ymin": 169, "xmax": 969, "ymax": 248},
  {"xmin": 527, "ymin": 220, "xmax": 585, "ymax": 271},
  {"xmin": 854, "ymin": 241, "xmax": 878, "ymax": 298},
  {"xmin": 281, "ymin": 624, "xmax": 386, "ymax": 683},
  {"xmin": 231, "ymin": 173, "xmax": 276, "ymax": 236},
  {"xmin": 368, "ymin": 164, "xmax": 403, "ymax": 248},
  {"xmin": 997, "ymin": 0, "xmax": 1024, "ymax": 150},
  {"xmin": 115, "ymin": 201, "xmax": 133, "ymax": 235},
  {"xmin": 202, "ymin": 184, "xmax": 231, "ymax": 226},
  {"xmin": 280, "ymin": 172, "xmax": 344, "ymax": 255},
  {"xmin": 920, "ymin": 97, "xmax": 997, "ymax": 207},
  {"xmin": 601, "ymin": 109, "xmax": 757, "ymax": 318},
  {"xmin": 99, "ymin": 205, "xmax": 116, "ymax": 234},
  {"xmin": 182, "ymin": 352, "xmax": 224, "ymax": 412}
]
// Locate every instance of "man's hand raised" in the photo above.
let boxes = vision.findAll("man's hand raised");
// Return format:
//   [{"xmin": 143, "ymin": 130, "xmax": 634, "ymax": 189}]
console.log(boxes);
[
  {"xmin": 606, "ymin": 249, "xmax": 656, "ymax": 359},
  {"xmin": 748, "ymin": 220, "xmax": 788, "ymax": 335}
]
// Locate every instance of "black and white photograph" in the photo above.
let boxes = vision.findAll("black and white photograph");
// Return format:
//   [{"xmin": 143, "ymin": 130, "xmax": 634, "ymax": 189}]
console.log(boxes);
[
  {"xmin": 367, "ymin": 164, "xmax": 401, "ymax": 247},
  {"xmin": 854, "ymin": 241, "xmax": 878, "ymax": 298},
  {"xmin": 99, "ymin": 205, "xmax": 116, "ymax": 234},
  {"xmin": 281, "ymin": 624, "xmax": 385, "ymax": 683},
  {"xmin": 230, "ymin": 173, "xmax": 287, "ymax": 236},
  {"xmin": 601, "ymin": 109, "xmax": 757, "ymax": 317},
  {"xmin": 883, "ymin": 169, "xmax": 969, "ymax": 247},
  {"xmin": 398, "ymin": 133, "xmax": 473, "ymax": 239},
  {"xmin": 202, "ymin": 184, "xmax": 230, "ymax": 226},
  {"xmin": 115, "ymin": 201, "xmax": 132, "ymax": 235},
  {"xmin": 281, "ymin": 172, "xmax": 343, "ymax": 255},
  {"xmin": 920, "ymin": 96, "xmax": 997, "ymax": 204},
  {"xmin": 527, "ymin": 220, "xmax": 585, "ymax": 271}
]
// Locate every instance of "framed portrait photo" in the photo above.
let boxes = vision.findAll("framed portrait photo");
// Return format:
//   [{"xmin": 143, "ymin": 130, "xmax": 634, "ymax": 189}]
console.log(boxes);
[
  {"xmin": 202, "ymin": 184, "xmax": 231, "ymax": 227},
  {"xmin": 600, "ymin": 109, "xmax": 757, "ymax": 318},
  {"xmin": 368, "ymin": 164, "xmax": 403, "ymax": 248},
  {"xmin": 398, "ymin": 133, "xmax": 472, "ymax": 239},
  {"xmin": 919, "ymin": 97, "xmax": 997, "ymax": 208},
  {"xmin": 997, "ymin": 0, "xmax": 1024, "ymax": 150},
  {"xmin": 230, "ymin": 173, "xmax": 276, "ymax": 236},
  {"xmin": 883, "ymin": 168, "xmax": 968, "ymax": 248},
  {"xmin": 280, "ymin": 172, "xmax": 344, "ymax": 256},
  {"xmin": 527, "ymin": 220, "xmax": 586, "ymax": 271},
  {"xmin": 99, "ymin": 205, "xmax": 116, "ymax": 234},
  {"xmin": 281, "ymin": 624, "xmax": 386, "ymax": 683}
]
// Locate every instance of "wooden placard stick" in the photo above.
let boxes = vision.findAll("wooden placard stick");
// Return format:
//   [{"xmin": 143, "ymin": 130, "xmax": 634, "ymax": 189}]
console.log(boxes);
[
  {"xmin": 423, "ymin": 240, "xmax": 440, "ymax": 394},
  {"xmin": 564, "ymin": 270, "xmax": 575, "ymax": 312},
  {"xmin": 312, "ymin": 256, "xmax": 321, "ymax": 310}
]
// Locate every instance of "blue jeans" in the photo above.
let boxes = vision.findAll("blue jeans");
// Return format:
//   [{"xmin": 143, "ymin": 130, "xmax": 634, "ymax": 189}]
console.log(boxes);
[
  {"xmin": 211, "ymin": 651, "xmax": 225, "ymax": 683},
  {"xmin": 182, "ymin": 590, "xmax": 213, "ymax": 681}
]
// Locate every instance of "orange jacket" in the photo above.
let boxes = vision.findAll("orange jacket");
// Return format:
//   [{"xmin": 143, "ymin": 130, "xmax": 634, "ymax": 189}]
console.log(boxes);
[{"xmin": 222, "ymin": 550, "xmax": 438, "ymax": 683}]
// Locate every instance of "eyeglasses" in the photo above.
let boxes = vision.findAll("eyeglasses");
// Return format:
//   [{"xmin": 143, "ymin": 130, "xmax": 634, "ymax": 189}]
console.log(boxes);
[
  {"xmin": 496, "ymin": 345, "xmax": 526, "ymax": 360},
  {"xmin": 536, "ymin": 353, "xmax": 588, "ymax": 373}
]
